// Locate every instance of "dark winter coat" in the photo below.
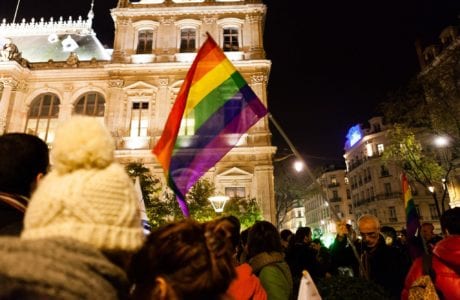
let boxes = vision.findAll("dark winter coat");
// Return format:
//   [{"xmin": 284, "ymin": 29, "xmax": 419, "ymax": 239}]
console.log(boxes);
[
  {"xmin": 330, "ymin": 234, "xmax": 407, "ymax": 299},
  {"xmin": 0, "ymin": 192, "xmax": 28, "ymax": 235}
]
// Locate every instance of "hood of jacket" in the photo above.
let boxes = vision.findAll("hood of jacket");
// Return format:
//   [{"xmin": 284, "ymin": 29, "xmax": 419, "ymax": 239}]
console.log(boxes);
[{"xmin": 433, "ymin": 235, "xmax": 460, "ymax": 272}]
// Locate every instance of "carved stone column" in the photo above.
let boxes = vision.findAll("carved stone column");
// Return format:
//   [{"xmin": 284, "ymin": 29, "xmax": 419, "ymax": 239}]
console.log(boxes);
[
  {"xmin": 112, "ymin": 18, "xmax": 130, "ymax": 63},
  {"xmin": 107, "ymin": 79, "xmax": 125, "ymax": 139},
  {"xmin": 154, "ymin": 78, "xmax": 169, "ymax": 136},
  {"xmin": 254, "ymin": 164, "xmax": 276, "ymax": 224},
  {"xmin": 246, "ymin": 14, "xmax": 265, "ymax": 58},
  {"xmin": 0, "ymin": 78, "xmax": 18, "ymax": 134},
  {"xmin": 59, "ymin": 83, "xmax": 75, "ymax": 121}
]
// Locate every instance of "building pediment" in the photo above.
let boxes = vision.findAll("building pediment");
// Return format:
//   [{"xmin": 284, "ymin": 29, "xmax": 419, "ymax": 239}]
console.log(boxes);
[
  {"xmin": 124, "ymin": 81, "xmax": 158, "ymax": 97},
  {"xmin": 217, "ymin": 167, "xmax": 253, "ymax": 180}
]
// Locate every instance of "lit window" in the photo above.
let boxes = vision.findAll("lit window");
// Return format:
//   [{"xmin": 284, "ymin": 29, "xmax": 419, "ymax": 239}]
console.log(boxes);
[
  {"xmin": 223, "ymin": 28, "xmax": 239, "ymax": 51},
  {"xmin": 136, "ymin": 30, "xmax": 153, "ymax": 54},
  {"xmin": 180, "ymin": 28, "xmax": 196, "ymax": 53},
  {"xmin": 25, "ymin": 93, "xmax": 60, "ymax": 143},
  {"xmin": 366, "ymin": 143, "xmax": 373, "ymax": 157},
  {"xmin": 331, "ymin": 175, "xmax": 337, "ymax": 185},
  {"xmin": 178, "ymin": 117, "xmax": 195, "ymax": 136},
  {"xmin": 377, "ymin": 143, "xmax": 384, "ymax": 155},
  {"xmin": 74, "ymin": 92, "xmax": 105, "ymax": 118},
  {"xmin": 130, "ymin": 102, "xmax": 149, "ymax": 137}
]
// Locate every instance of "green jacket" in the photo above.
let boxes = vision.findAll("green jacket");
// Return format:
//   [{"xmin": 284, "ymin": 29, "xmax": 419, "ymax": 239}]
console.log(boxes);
[{"xmin": 250, "ymin": 251, "xmax": 293, "ymax": 300}]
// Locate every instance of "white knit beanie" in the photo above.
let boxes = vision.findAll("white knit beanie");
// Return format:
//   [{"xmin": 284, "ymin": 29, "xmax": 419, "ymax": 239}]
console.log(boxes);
[{"xmin": 21, "ymin": 116, "xmax": 145, "ymax": 252}]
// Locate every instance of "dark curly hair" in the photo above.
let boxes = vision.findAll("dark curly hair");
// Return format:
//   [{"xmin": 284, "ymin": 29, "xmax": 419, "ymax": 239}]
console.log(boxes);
[{"xmin": 129, "ymin": 219, "xmax": 236, "ymax": 300}]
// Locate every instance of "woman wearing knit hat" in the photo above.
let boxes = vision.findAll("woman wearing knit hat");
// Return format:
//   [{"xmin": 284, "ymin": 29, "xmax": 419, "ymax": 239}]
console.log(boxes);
[{"xmin": 0, "ymin": 116, "xmax": 145, "ymax": 299}]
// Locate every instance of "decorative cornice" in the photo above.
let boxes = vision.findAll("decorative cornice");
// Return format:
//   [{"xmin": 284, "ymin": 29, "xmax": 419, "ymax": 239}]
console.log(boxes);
[
  {"xmin": 111, "ymin": 5, "xmax": 266, "ymax": 18},
  {"xmin": 0, "ymin": 16, "xmax": 94, "ymax": 36},
  {"xmin": 159, "ymin": 78, "xmax": 169, "ymax": 86},
  {"xmin": 108, "ymin": 79, "xmax": 125, "ymax": 88},
  {"xmin": 0, "ymin": 78, "xmax": 19, "ymax": 89},
  {"xmin": 250, "ymin": 74, "xmax": 266, "ymax": 84}
]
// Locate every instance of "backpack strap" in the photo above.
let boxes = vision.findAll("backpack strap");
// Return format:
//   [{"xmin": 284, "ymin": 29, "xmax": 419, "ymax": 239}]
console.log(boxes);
[{"xmin": 422, "ymin": 253, "xmax": 436, "ymax": 283}]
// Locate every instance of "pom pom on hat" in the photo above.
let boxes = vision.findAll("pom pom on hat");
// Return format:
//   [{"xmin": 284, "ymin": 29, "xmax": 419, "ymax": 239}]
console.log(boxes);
[
  {"xmin": 22, "ymin": 116, "xmax": 145, "ymax": 252},
  {"xmin": 52, "ymin": 116, "xmax": 115, "ymax": 174}
]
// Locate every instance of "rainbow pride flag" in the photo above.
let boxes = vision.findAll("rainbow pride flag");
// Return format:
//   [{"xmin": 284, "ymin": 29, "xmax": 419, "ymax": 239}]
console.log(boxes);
[
  {"xmin": 153, "ymin": 33, "xmax": 268, "ymax": 217},
  {"xmin": 402, "ymin": 172, "xmax": 423, "ymax": 258},
  {"xmin": 402, "ymin": 172, "xmax": 420, "ymax": 237}
]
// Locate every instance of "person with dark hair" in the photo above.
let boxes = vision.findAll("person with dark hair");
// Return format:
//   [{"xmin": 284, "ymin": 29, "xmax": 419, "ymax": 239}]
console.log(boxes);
[
  {"xmin": 280, "ymin": 229, "xmax": 293, "ymax": 254},
  {"xmin": 0, "ymin": 133, "xmax": 49, "ymax": 235},
  {"xmin": 238, "ymin": 227, "xmax": 250, "ymax": 263},
  {"xmin": 310, "ymin": 238, "xmax": 333, "ymax": 278},
  {"xmin": 381, "ymin": 225, "xmax": 412, "ymax": 275},
  {"xmin": 129, "ymin": 219, "xmax": 236, "ymax": 300},
  {"xmin": 247, "ymin": 221, "xmax": 293, "ymax": 300},
  {"xmin": 420, "ymin": 222, "xmax": 443, "ymax": 252},
  {"xmin": 402, "ymin": 207, "xmax": 460, "ymax": 299},
  {"xmin": 285, "ymin": 227, "xmax": 321, "ymax": 295},
  {"xmin": 223, "ymin": 216, "xmax": 267, "ymax": 300}
]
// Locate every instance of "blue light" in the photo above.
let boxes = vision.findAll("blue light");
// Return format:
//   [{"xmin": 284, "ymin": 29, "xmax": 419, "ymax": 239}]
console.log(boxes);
[{"xmin": 345, "ymin": 124, "xmax": 362, "ymax": 149}]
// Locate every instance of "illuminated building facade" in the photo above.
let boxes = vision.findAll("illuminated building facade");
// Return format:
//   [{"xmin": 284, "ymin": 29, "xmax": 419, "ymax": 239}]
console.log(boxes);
[
  {"xmin": 344, "ymin": 116, "xmax": 439, "ymax": 230},
  {"xmin": 303, "ymin": 167, "xmax": 350, "ymax": 236},
  {"xmin": 0, "ymin": 0, "xmax": 277, "ymax": 222}
]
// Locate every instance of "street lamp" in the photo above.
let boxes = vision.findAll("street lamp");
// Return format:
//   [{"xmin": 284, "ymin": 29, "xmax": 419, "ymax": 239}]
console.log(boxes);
[
  {"xmin": 294, "ymin": 160, "xmax": 304, "ymax": 172},
  {"xmin": 433, "ymin": 134, "xmax": 454, "ymax": 211},
  {"xmin": 434, "ymin": 135, "xmax": 449, "ymax": 148},
  {"xmin": 208, "ymin": 195, "xmax": 229, "ymax": 213}
]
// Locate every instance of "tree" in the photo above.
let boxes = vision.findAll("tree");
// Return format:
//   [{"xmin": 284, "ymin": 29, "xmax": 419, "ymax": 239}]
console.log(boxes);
[
  {"xmin": 186, "ymin": 178, "xmax": 216, "ymax": 222},
  {"xmin": 224, "ymin": 197, "xmax": 263, "ymax": 230},
  {"xmin": 380, "ymin": 44, "xmax": 460, "ymax": 214},
  {"xmin": 125, "ymin": 162, "xmax": 171, "ymax": 228},
  {"xmin": 382, "ymin": 125, "xmax": 447, "ymax": 216},
  {"xmin": 274, "ymin": 156, "xmax": 311, "ymax": 228},
  {"xmin": 125, "ymin": 163, "xmax": 263, "ymax": 228}
]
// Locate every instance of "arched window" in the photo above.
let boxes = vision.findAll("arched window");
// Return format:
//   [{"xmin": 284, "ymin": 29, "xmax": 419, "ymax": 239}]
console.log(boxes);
[
  {"xmin": 74, "ymin": 92, "xmax": 105, "ymax": 118},
  {"xmin": 25, "ymin": 93, "xmax": 60, "ymax": 143}
]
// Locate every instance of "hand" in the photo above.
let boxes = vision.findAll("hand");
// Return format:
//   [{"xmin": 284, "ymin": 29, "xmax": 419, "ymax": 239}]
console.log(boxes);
[{"xmin": 336, "ymin": 220, "xmax": 348, "ymax": 237}]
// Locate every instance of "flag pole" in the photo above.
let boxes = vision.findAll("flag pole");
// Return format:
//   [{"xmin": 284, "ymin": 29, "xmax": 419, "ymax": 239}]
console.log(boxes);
[
  {"xmin": 13, "ymin": 0, "xmax": 21, "ymax": 23},
  {"xmin": 268, "ymin": 112, "xmax": 363, "ymax": 270}
]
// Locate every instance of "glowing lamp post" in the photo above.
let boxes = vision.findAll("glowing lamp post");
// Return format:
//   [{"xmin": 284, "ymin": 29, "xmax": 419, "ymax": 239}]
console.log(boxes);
[
  {"xmin": 434, "ymin": 136, "xmax": 449, "ymax": 148},
  {"xmin": 208, "ymin": 195, "xmax": 229, "ymax": 213},
  {"xmin": 294, "ymin": 160, "xmax": 304, "ymax": 172}
]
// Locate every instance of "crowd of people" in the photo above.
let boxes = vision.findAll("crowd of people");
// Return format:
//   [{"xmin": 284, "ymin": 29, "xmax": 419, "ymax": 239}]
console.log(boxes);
[{"xmin": 0, "ymin": 116, "xmax": 459, "ymax": 299}]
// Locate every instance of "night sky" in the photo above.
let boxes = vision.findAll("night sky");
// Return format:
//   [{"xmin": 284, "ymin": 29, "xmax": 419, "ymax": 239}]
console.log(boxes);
[{"xmin": 1, "ymin": 0, "xmax": 459, "ymax": 168}]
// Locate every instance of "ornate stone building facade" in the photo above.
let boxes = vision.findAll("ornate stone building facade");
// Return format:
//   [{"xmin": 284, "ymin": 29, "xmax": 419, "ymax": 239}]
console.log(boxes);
[{"xmin": 0, "ymin": 0, "xmax": 276, "ymax": 222}]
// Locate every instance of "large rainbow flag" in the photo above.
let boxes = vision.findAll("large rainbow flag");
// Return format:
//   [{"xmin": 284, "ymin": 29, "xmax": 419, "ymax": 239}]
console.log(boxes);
[{"xmin": 153, "ymin": 33, "xmax": 268, "ymax": 217}]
